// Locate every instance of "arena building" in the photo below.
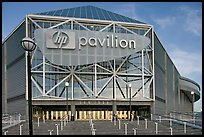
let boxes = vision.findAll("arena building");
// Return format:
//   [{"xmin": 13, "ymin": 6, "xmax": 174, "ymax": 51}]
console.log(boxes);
[{"xmin": 2, "ymin": 5, "xmax": 200, "ymax": 121}]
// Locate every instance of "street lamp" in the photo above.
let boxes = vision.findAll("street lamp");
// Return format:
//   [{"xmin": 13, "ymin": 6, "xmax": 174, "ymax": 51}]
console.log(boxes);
[
  {"xmin": 191, "ymin": 91, "xmax": 194, "ymax": 119},
  {"xmin": 65, "ymin": 82, "xmax": 69, "ymax": 121},
  {"xmin": 21, "ymin": 37, "xmax": 37, "ymax": 135},
  {"xmin": 129, "ymin": 84, "xmax": 132, "ymax": 121}
]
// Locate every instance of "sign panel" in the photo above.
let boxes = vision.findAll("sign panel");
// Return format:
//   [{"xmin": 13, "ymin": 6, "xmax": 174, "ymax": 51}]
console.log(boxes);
[{"xmin": 34, "ymin": 29, "xmax": 150, "ymax": 66}]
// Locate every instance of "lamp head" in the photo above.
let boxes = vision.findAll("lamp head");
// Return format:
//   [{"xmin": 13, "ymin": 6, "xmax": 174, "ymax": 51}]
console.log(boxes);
[
  {"xmin": 65, "ymin": 82, "xmax": 69, "ymax": 87},
  {"xmin": 21, "ymin": 37, "xmax": 37, "ymax": 52}
]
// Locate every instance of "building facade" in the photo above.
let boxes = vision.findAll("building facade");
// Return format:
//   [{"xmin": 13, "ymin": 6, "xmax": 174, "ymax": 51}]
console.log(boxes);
[{"xmin": 2, "ymin": 5, "xmax": 200, "ymax": 121}]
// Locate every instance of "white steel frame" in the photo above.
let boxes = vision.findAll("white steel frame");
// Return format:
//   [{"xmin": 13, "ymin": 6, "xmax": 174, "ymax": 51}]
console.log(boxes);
[{"xmin": 25, "ymin": 14, "xmax": 155, "ymax": 102}]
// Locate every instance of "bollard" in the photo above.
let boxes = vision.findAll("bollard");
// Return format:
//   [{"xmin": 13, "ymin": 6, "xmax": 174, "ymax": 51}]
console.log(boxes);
[
  {"xmin": 150, "ymin": 114, "xmax": 153, "ymax": 120},
  {"xmin": 159, "ymin": 116, "xmax": 161, "ymax": 123},
  {"xmin": 92, "ymin": 128, "xmax": 96, "ymax": 135},
  {"xmin": 170, "ymin": 127, "xmax": 172, "ymax": 135},
  {"xmin": 19, "ymin": 124, "xmax": 23, "ymax": 135},
  {"xmin": 137, "ymin": 116, "xmax": 139, "ymax": 125},
  {"xmin": 155, "ymin": 122, "xmax": 158, "ymax": 134},
  {"xmin": 38, "ymin": 117, "xmax": 40, "ymax": 127},
  {"xmin": 124, "ymin": 123, "xmax": 128, "ymax": 135},
  {"xmin": 61, "ymin": 119, "xmax": 63, "ymax": 130},
  {"xmin": 64, "ymin": 119, "xmax": 66, "ymax": 126},
  {"xmin": 180, "ymin": 114, "xmax": 182, "ymax": 120},
  {"xmin": 55, "ymin": 124, "xmax": 59, "ymax": 135},
  {"xmin": 10, "ymin": 116, "xmax": 12, "ymax": 125},
  {"xmin": 183, "ymin": 122, "xmax": 186, "ymax": 133},
  {"xmin": 114, "ymin": 116, "xmax": 116, "ymax": 126},
  {"xmin": 145, "ymin": 119, "xmax": 147, "ymax": 129},
  {"xmin": 193, "ymin": 117, "xmax": 195, "ymax": 125},
  {"xmin": 133, "ymin": 128, "xmax": 137, "ymax": 135},
  {"xmin": 118, "ymin": 119, "xmax": 121, "ymax": 129},
  {"xmin": 170, "ymin": 118, "xmax": 172, "ymax": 127},
  {"xmin": 18, "ymin": 113, "xmax": 21, "ymax": 122},
  {"xmin": 43, "ymin": 114, "xmax": 45, "ymax": 123},
  {"xmin": 91, "ymin": 123, "xmax": 94, "ymax": 130},
  {"xmin": 4, "ymin": 130, "xmax": 8, "ymax": 135},
  {"xmin": 48, "ymin": 129, "xmax": 53, "ymax": 135}
]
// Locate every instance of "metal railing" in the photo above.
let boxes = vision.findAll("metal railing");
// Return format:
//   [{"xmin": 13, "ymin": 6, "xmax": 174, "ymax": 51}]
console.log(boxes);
[{"xmin": 2, "ymin": 113, "xmax": 26, "ymax": 131}]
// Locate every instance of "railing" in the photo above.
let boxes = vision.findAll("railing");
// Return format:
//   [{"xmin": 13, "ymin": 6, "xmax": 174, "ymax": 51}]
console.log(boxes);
[
  {"xmin": 150, "ymin": 112, "xmax": 202, "ymax": 130},
  {"xmin": 2, "ymin": 113, "xmax": 26, "ymax": 131}
]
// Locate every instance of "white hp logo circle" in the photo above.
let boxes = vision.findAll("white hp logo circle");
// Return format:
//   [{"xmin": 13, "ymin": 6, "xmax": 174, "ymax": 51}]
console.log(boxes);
[{"xmin": 52, "ymin": 31, "xmax": 69, "ymax": 48}]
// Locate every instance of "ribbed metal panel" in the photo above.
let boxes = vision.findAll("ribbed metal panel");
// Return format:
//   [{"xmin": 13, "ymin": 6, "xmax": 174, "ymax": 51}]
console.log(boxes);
[
  {"xmin": 167, "ymin": 56, "xmax": 174, "ymax": 112},
  {"xmin": 6, "ymin": 23, "xmax": 25, "ymax": 66},
  {"xmin": 7, "ymin": 98, "xmax": 27, "ymax": 115},
  {"xmin": 2, "ymin": 45, "xmax": 5, "ymax": 113},
  {"xmin": 7, "ymin": 57, "xmax": 26, "ymax": 98},
  {"xmin": 4, "ymin": 23, "xmax": 26, "ymax": 115}
]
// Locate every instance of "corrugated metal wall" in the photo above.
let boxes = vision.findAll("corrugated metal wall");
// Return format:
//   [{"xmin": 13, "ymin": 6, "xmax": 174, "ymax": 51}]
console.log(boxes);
[
  {"xmin": 3, "ymin": 22, "xmax": 26, "ymax": 115},
  {"xmin": 154, "ymin": 33, "xmax": 183, "ymax": 115}
]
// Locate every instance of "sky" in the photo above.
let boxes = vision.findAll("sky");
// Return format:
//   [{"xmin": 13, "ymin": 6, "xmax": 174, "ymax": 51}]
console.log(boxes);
[{"xmin": 2, "ymin": 2, "xmax": 202, "ymax": 112}]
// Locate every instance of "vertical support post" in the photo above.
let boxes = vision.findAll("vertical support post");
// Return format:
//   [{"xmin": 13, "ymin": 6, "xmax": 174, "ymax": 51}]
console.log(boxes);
[
  {"xmin": 118, "ymin": 119, "xmax": 121, "ymax": 129},
  {"xmin": 170, "ymin": 127, "xmax": 173, "ymax": 135},
  {"xmin": 20, "ymin": 124, "xmax": 23, "ymax": 135},
  {"xmin": 155, "ymin": 122, "xmax": 158, "ymax": 134},
  {"xmin": 43, "ymin": 114, "xmax": 45, "ymax": 123},
  {"xmin": 65, "ymin": 81, "xmax": 69, "ymax": 121},
  {"xmin": 129, "ymin": 84, "xmax": 132, "ymax": 121},
  {"xmin": 114, "ymin": 116, "xmax": 116, "ymax": 126},
  {"xmin": 145, "ymin": 119, "xmax": 147, "ymax": 129},
  {"xmin": 137, "ymin": 116, "xmax": 139, "ymax": 125},
  {"xmin": 4, "ymin": 131, "xmax": 8, "ymax": 135},
  {"xmin": 37, "ymin": 117, "xmax": 40, "ymax": 127},
  {"xmin": 94, "ymin": 63, "xmax": 97, "ymax": 97},
  {"xmin": 152, "ymin": 27, "xmax": 155, "ymax": 101},
  {"xmin": 64, "ymin": 118, "xmax": 66, "ymax": 126},
  {"xmin": 55, "ymin": 124, "xmax": 59, "ymax": 135},
  {"xmin": 92, "ymin": 129, "xmax": 96, "ymax": 135},
  {"xmin": 141, "ymin": 49, "xmax": 144, "ymax": 97},
  {"xmin": 124, "ymin": 123, "xmax": 128, "ymax": 135},
  {"xmin": 159, "ymin": 116, "xmax": 161, "ymax": 123},
  {"xmin": 43, "ymin": 55, "xmax": 45, "ymax": 96},
  {"xmin": 61, "ymin": 119, "xmax": 63, "ymax": 130},
  {"xmin": 113, "ymin": 59, "xmax": 116, "ymax": 100},
  {"xmin": 170, "ymin": 118, "xmax": 172, "ymax": 127},
  {"xmin": 18, "ymin": 113, "xmax": 21, "ymax": 122},
  {"xmin": 91, "ymin": 123, "xmax": 94, "ymax": 130},
  {"xmin": 10, "ymin": 116, "xmax": 12, "ymax": 125},
  {"xmin": 48, "ymin": 130, "xmax": 53, "ymax": 135},
  {"xmin": 151, "ymin": 114, "xmax": 153, "ymax": 120},
  {"xmin": 184, "ymin": 122, "xmax": 186, "ymax": 133},
  {"xmin": 133, "ymin": 128, "xmax": 137, "ymax": 135},
  {"xmin": 27, "ymin": 52, "xmax": 33, "ymax": 135},
  {"xmin": 71, "ymin": 72, "xmax": 74, "ymax": 100}
]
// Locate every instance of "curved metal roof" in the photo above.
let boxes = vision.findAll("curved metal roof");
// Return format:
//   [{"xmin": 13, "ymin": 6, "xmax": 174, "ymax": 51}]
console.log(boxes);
[{"xmin": 35, "ymin": 5, "xmax": 145, "ymax": 24}]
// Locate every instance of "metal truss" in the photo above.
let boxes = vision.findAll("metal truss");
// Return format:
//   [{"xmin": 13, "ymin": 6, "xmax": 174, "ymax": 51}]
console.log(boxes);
[{"xmin": 25, "ymin": 14, "xmax": 155, "ymax": 102}]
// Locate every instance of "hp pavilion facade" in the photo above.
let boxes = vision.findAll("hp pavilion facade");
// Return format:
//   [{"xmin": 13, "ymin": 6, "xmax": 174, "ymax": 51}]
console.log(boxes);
[{"xmin": 2, "ymin": 6, "xmax": 200, "ymax": 120}]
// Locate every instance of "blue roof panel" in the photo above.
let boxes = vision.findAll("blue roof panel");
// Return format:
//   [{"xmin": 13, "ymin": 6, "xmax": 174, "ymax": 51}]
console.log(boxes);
[{"xmin": 35, "ymin": 5, "xmax": 145, "ymax": 24}]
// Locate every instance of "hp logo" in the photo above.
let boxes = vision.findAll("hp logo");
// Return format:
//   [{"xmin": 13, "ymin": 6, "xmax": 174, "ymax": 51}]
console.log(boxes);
[{"xmin": 52, "ymin": 31, "xmax": 69, "ymax": 48}]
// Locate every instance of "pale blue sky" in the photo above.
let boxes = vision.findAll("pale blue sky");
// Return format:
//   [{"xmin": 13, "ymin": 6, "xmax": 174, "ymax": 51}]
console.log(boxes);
[{"xmin": 2, "ymin": 2, "xmax": 202, "ymax": 112}]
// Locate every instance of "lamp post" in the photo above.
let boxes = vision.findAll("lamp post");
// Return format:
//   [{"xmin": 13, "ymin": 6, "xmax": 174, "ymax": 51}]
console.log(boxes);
[
  {"xmin": 129, "ymin": 84, "xmax": 132, "ymax": 121},
  {"xmin": 65, "ymin": 82, "xmax": 69, "ymax": 121},
  {"xmin": 21, "ymin": 37, "xmax": 37, "ymax": 135},
  {"xmin": 191, "ymin": 91, "xmax": 194, "ymax": 119}
]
